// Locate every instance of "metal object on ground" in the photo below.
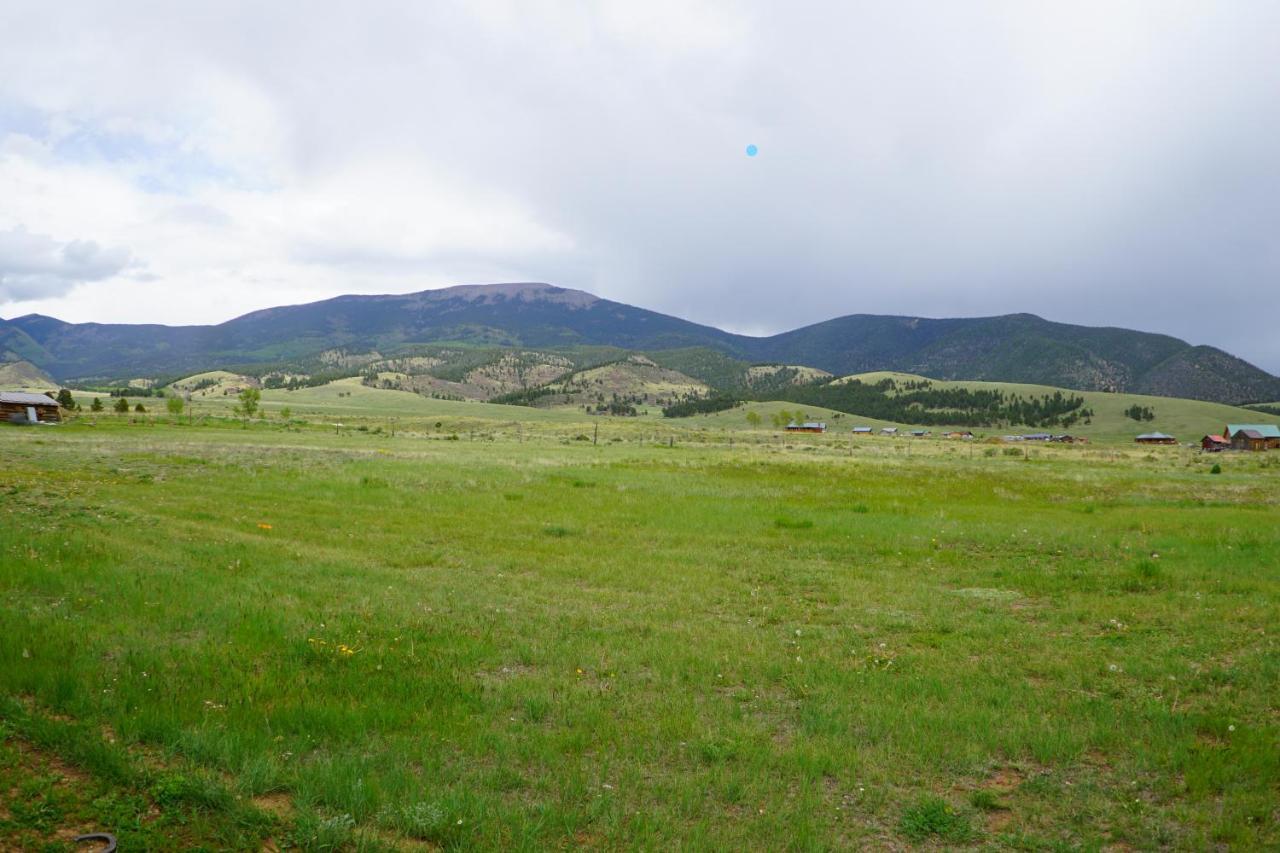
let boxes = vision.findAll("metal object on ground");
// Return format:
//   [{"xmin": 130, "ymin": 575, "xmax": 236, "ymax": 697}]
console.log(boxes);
[{"xmin": 74, "ymin": 833, "xmax": 117, "ymax": 852}]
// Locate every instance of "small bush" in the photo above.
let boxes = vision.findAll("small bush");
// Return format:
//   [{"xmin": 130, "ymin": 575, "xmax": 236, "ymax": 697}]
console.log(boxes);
[
  {"xmin": 851, "ymin": 504, "xmax": 870, "ymax": 514},
  {"xmin": 290, "ymin": 810, "xmax": 356, "ymax": 850},
  {"xmin": 1002, "ymin": 447, "xmax": 1022, "ymax": 457},
  {"xmin": 899, "ymin": 795, "xmax": 974, "ymax": 842},
  {"xmin": 543, "ymin": 525, "xmax": 572, "ymax": 538},
  {"xmin": 775, "ymin": 517, "xmax": 814, "ymax": 530},
  {"xmin": 523, "ymin": 696, "xmax": 551, "ymax": 723},
  {"xmin": 1121, "ymin": 559, "xmax": 1165, "ymax": 592},
  {"xmin": 1210, "ymin": 463, "xmax": 1222, "ymax": 474},
  {"xmin": 969, "ymin": 789, "xmax": 1002, "ymax": 811},
  {"xmin": 395, "ymin": 801, "xmax": 447, "ymax": 840}
]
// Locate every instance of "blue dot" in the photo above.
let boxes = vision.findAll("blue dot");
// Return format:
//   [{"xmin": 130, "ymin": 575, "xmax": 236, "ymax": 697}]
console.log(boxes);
[{"xmin": 745, "ymin": 144, "xmax": 758, "ymax": 157}]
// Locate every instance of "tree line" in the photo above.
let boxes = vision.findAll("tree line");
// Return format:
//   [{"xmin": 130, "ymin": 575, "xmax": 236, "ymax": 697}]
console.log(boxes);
[{"xmin": 663, "ymin": 378, "xmax": 1092, "ymax": 428}]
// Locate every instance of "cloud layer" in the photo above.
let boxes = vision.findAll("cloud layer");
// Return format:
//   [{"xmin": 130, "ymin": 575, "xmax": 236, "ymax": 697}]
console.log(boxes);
[
  {"xmin": 0, "ymin": 227, "xmax": 131, "ymax": 301},
  {"xmin": 1, "ymin": 1, "xmax": 1277, "ymax": 371}
]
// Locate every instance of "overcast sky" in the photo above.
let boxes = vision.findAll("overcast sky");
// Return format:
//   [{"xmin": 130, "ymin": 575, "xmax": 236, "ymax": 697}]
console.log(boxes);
[{"xmin": 2, "ymin": 1, "xmax": 1278, "ymax": 371}]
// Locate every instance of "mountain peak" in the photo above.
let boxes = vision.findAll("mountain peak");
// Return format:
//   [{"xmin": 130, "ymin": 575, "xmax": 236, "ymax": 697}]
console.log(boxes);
[{"xmin": 413, "ymin": 282, "xmax": 600, "ymax": 309}]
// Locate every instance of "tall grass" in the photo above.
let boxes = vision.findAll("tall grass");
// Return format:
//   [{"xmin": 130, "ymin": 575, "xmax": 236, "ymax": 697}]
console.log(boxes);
[{"xmin": 1, "ymin": 420, "xmax": 1277, "ymax": 848}]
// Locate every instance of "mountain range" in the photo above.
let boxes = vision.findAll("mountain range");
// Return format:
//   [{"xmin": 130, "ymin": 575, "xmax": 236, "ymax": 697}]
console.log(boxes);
[{"xmin": 2, "ymin": 282, "xmax": 1277, "ymax": 404}]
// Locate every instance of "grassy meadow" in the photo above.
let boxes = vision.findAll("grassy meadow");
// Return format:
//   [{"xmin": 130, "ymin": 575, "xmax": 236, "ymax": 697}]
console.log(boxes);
[
  {"xmin": 833, "ymin": 372, "xmax": 1272, "ymax": 444},
  {"xmin": 2, "ymin": 408, "xmax": 1278, "ymax": 850}
]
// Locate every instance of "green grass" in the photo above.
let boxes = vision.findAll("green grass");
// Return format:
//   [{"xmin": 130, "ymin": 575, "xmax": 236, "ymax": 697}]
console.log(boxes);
[
  {"xmin": 139, "ymin": 369, "xmax": 1280, "ymax": 448},
  {"xmin": 2, "ymin": 415, "xmax": 1278, "ymax": 849},
  {"xmin": 838, "ymin": 371, "xmax": 1273, "ymax": 443}
]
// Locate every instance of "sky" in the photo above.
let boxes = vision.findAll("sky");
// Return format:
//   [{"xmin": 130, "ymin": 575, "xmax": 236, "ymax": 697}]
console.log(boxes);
[{"xmin": 1, "ymin": 1, "xmax": 1278, "ymax": 372}]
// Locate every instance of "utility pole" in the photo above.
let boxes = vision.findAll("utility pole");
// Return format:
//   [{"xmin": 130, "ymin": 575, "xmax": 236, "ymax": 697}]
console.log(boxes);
[{"xmin": 593, "ymin": 422, "xmax": 598, "ymax": 445}]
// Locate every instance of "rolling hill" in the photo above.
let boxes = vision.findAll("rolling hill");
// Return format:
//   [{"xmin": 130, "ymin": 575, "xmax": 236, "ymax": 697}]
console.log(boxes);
[
  {"xmin": 817, "ymin": 372, "xmax": 1274, "ymax": 443},
  {"xmin": 0, "ymin": 358, "xmax": 57, "ymax": 390},
  {"xmin": 4, "ymin": 282, "xmax": 1277, "ymax": 404}
]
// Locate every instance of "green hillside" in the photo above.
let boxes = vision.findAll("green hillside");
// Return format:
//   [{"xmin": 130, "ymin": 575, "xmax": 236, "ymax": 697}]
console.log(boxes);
[
  {"xmin": 0, "ymin": 359, "xmax": 57, "ymax": 391},
  {"xmin": 257, "ymin": 377, "xmax": 585, "ymax": 423},
  {"xmin": 834, "ymin": 372, "xmax": 1272, "ymax": 442}
]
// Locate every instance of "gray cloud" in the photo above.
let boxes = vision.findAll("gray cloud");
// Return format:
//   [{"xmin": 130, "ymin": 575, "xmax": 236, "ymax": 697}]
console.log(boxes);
[
  {"xmin": 0, "ymin": 227, "xmax": 131, "ymax": 301},
  {"xmin": 1, "ymin": 2, "xmax": 1277, "ymax": 371}
]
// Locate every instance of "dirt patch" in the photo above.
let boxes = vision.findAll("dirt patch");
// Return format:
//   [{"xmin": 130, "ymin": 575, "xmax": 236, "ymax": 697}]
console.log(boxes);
[
  {"xmin": 252, "ymin": 791, "xmax": 294, "ymax": 819},
  {"xmin": 1082, "ymin": 748, "xmax": 1112, "ymax": 769},
  {"xmin": 985, "ymin": 809, "xmax": 1013, "ymax": 833},
  {"xmin": 984, "ymin": 767, "xmax": 1025, "ymax": 792},
  {"xmin": 6, "ymin": 737, "xmax": 94, "ymax": 787}
]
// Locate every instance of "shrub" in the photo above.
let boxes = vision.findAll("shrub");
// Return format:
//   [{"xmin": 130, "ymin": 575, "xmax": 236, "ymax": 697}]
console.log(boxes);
[
  {"xmin": 775, "ymin": 517, "xmax": 814, "ymax": 530},
  {"xmin": 1210, "ymin": 463, "xmax": 1222, "ymax": 474},
  {"xmin": 289, "ymin": 811, "xmax": 356, "ymax": 850},
  {"xmin": 899, "ymin": 795, "xmax": 974, "ymax": 842},
  {"xmin": 969, "ymin": 789, "xmax": 1002, "ymax": 811}
]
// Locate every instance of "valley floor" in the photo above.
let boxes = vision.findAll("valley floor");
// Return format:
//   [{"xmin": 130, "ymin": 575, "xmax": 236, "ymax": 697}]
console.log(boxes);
[{"xmin": 2, "ymin": 418, "xmax": 1277, "ymax": 849}]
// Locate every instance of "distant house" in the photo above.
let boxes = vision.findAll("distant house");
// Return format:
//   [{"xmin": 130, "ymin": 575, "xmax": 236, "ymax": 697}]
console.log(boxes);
[
  {"xmin": 1, "ymin": 391, "xmax": 61, "ymax": 424},
  {"xmin": 943, "ymin": 430, "xmax": 974, "ymax": 439},
  {"xmin": 1224, "ymin": 424, "xmax": 1280, "ymax": 451},
  {"xmin": 1228, "ymin": 427, "xmax": 1269, "ymax": 448},
  {"xmin": 1023, "ymin": 433, "xmax": 1052, "ymax": 441},
  {"xmin": 880, "ymin": 427, "xmax": 898, "ymax": 435},
  {"xmin": 1135, "ymin": 432, "xmax": 1177, "ymax": 445},
  {"xmin": 909, "ymin": 429, "xmax": 930, "ymax": 437},
  {"xmin": 851, "ymin": 426, "xmax": 873, "ymax": 434},
  {"xmin": 785, "ymin": 422, "xmax": 826, "ymax": 433},
  {"xmin": 1201, "ymin": 434, "xmax": 1229, "ymax": 452}
]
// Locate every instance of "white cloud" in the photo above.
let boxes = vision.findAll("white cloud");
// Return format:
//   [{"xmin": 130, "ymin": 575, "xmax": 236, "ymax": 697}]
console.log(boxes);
[
  {"xmin": 0, "ymin": 227, "xmax": 131, "ymax": 301},
  {"xmin": 0, "ymin": 0, "xmax": 1277, "ymax": 370}
]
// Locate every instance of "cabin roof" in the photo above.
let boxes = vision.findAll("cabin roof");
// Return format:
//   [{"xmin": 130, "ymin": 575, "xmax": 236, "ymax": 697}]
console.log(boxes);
[
  {"xmin": 1226, "ymin": 424, "xmax": 1280, "ymax": 438},
  {"xmin": 0, "ymin": 391, "xmax": 59, "ymax": 406},
  {"xmin": 1136, "ymin": 432, "xmax": 1175, "ymax": 440}
]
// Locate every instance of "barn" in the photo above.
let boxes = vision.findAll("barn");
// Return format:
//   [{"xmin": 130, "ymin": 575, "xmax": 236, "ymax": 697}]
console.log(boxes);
[
  {"xmin": 1224, "ymin": 424, "xmax": 1280, "ymax": 451},
  {"xmin": 1135, "ymin": 432, "xmax": 1177, "ymax": 445},
  {"xmin": 1200, "ymin": 435, "xmax": 1229, "ymax": 452},
  {"xmin": 1, "ymin": 391, "xmax": 62, "ymax": 424},
  {"xmin": 785, "ymin": 422, "xmax": 826, "ymax": 433}
]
